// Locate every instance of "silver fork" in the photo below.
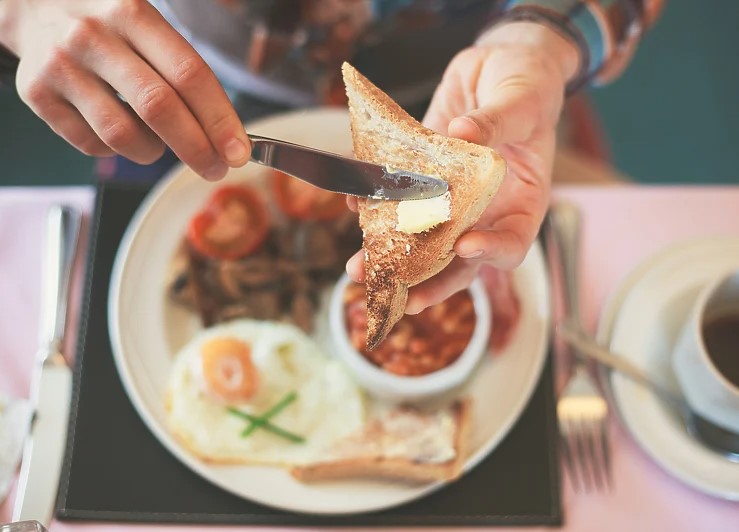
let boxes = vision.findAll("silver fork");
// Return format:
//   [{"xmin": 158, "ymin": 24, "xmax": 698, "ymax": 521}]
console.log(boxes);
[{"xmin": 547, "ymin": 201, "xmax": 611, "ymax": 493}]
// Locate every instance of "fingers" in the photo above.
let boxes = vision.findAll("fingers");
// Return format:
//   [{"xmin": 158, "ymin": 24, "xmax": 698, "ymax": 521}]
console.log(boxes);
[
  {"xmin": 346, "ymin": 250, "xmax": 365, "ymax": 282},
  {"xmin": 454, "ymin": 228, "xmax": 529, "ymax": 271},
  {"xmin": 73, "ymin": 27, "xmax": 227, "ymax": 178},
  {"xmin": 422, "ymin": 47, "xmax": 484, "ymax": 136},
  {"xmin": 345, "ymin": 232, "xmax": 523, "ymax": 314},
  {"xmin": 448, "ymin": 86, "xmax": 537, "ymax": 148},
  {"xmin": 452, "ymin": 146, "xmax": 552, "ymax": 270},
  {"xmin": 29, "ymin": 95, "xmax": 114, "ymax": 157},
  {"xmin": 422, "ymin": 86, "xmax": 457, "ymax": 135},
  {"xmin": 14, "ymin": 3, "xmax": 241, "ymax": 179},
  {"xmin": 18, "ymin": 43, "xmax": 164, "ymax": 162},
  {"xmin": 53, "ymin": 60, "xmax": 166, "ymax": 165},
  {"xmin": 453, "ymin": 187, "xmax": 545, "ymax": 270},
  {"xmin": 347, "ymin": 248, "xmax": 482, "ymax": 315},
  {"xmin": 479, "ymin": 265, "xmax": 520, "ymax": 350},
  {"xmin": 346, "ymin": 196, "xmax": 358, "ymax": 212},
  {"xmin": 406, "ymin": 258, "xmax": 480, "ymax": 315},
  {"xmin": 422, "ymin": 47, "xmax": 546, "ymax": 148},
  {"xmin": 346, "ymin": 244, "xmax": 513, "ymax": 315},
  {"xmin": 119, "ymin": 4, "xmax": 251, "ymax": 168}
]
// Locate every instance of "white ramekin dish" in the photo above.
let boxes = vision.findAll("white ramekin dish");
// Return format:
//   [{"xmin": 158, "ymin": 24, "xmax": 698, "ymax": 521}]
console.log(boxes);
[{"xmin": 328, "ymin": 273, "xmax": 491, "ymax": 403}]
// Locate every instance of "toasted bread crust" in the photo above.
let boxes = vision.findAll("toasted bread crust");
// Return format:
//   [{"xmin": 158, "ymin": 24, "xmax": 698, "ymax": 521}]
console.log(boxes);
[
  {"xmin": 364, "ymin": 273, "xmax": 408, "ymax": 351},
  {"xmin": 290, "ymin": 456, "xmax": 456, "ymax": 483},
  {"xmin": 342, "ymin": 63, "xmax": 506, "ymax": 349},
  {"xmin": 290, "ymin": 399, "xmax": 472, "ymax": 484}
]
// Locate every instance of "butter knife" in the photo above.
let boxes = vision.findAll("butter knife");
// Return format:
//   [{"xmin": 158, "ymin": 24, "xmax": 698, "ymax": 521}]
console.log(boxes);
[
  {"xmin": 13, "ymin": 206, "xmax": 81, "ymax": 526},
  {"xmin": 249, "ymin": 134, "xmax": 448, "ymax": 201}
]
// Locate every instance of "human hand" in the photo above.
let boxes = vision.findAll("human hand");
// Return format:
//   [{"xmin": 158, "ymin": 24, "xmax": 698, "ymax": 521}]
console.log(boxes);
[
  {"xmin": 0, "ymin": 0, "xmax": 251, "ymax": 180},
  {"xmin": 347, "ymin": 22, "xmax": 579, "ymax": 313}
]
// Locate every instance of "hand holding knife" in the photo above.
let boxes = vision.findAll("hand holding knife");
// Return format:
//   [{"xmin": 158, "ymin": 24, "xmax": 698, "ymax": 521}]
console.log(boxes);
[{"xmin": 13, "ymin": 206, "xmax": 81, "ymax": 526}]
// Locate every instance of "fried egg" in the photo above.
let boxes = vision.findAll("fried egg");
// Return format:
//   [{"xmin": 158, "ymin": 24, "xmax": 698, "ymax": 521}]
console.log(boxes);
[{"xmin": 165, "ymin": 319, "xmax": 366, "ymax": 466}]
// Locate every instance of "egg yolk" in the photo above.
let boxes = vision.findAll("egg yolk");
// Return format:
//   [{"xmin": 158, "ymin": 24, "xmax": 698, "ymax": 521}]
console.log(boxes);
[{"xmin": 201, "ymin": 338, "xmax": 258, "ymax": 403}]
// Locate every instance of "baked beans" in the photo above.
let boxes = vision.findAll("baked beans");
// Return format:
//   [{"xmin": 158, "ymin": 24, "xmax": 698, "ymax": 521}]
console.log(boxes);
[{"xmin": 344, "ymin": 283, "xmax": 476, "ymax": 376}]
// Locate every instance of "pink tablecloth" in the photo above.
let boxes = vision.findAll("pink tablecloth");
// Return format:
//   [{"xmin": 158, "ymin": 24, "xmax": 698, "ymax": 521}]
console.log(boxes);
[{"xmin": 1, "ymin": 185, "xmax": 738, "ymax": 532}]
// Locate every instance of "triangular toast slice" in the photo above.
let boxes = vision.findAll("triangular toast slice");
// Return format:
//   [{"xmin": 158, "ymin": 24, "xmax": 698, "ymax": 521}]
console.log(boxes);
[
  {"xmin": 290, "ymin": 399, "xmax": 472, "ymax": 483},
  {"xmin": 342, "ymin": 62, "xmax": 506, "ymax": 349}
]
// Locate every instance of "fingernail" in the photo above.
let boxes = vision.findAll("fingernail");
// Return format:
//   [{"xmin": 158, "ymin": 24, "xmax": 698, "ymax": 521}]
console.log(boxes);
[
  {"xmin": 224, "ymin": 138, "xmax": 249, "ymax": 164},
  {"xmin": 204, "ymin": 161, "xmax": 228, "ymax": 181},
  {"xmin": 459, "ymin": 249, "xmax": 484, "ymax": 259}
]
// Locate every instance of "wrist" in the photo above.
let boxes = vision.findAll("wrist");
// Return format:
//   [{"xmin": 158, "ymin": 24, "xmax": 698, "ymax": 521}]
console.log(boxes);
[{"xmin": 477, "ymin": 21, "xmax": 580, "ymax": 86}]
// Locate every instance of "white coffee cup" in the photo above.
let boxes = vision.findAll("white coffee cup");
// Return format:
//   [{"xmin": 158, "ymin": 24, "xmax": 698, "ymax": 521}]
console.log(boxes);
[{"xmin": 672, "ymin": 268, "xmax": 739, "ymax": 434}]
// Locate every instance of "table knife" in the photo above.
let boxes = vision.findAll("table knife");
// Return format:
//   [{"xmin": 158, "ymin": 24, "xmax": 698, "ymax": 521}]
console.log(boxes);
[
  {"xmin": 249, "ymin": 134, "xmax": 448, "ymax": 201},
  {"xmin": 13, "ymin": 206, "xmax": 81, "ymax": 526}
]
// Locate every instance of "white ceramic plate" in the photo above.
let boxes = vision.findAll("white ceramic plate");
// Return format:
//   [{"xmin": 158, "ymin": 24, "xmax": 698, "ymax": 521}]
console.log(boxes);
[
  {"xmin": 108, "ymin": 108, "xmax": 551, "ymax": 514},
  {"xmin": 597, "ymin": 237, "xmax": 739, "ymax": 500}
]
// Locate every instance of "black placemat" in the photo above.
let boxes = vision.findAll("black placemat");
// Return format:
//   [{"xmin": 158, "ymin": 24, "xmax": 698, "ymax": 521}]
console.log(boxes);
[{"xmin": 56, "ymin": 181, "xmax": 561, "ymax": 527}]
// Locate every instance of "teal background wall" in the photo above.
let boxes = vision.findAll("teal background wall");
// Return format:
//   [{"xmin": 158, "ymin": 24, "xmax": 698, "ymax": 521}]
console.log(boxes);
[
  {"xmin": 589, "ymin": 0, "xmax": 739, "ymax": 185},
  {"xmin": 1, "ymin": 1, "xmax": 737, "ymax": 186}
]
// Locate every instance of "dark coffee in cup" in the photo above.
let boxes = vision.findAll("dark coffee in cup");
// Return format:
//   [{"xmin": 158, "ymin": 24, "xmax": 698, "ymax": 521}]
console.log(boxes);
[
  {"xmin": 703, "ymin": 311, "xmax": 739, "ymax": 389},
  {"xmin": 674, "ymin": 269, "xmax": 739, "ymax": 433}
]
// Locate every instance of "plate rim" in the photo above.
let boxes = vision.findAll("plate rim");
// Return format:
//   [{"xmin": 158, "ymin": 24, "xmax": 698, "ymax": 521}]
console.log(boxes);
[
  {"xmin": 107, "ymin": 107, "xmax": 552, "ymax": 515},
  {"xmin": 596, "ymin": 236, "xmax": 739, "ymax": 501}
]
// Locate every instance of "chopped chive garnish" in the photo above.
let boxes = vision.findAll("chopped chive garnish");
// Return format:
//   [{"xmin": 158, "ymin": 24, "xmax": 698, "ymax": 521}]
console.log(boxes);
[
  {"xmin": 242, "ymin": 391, "xmax": 297, "ymax": 437},
  {"xmin": 226, "ymin": 391, "xmax": 304, "ymax": 444}
]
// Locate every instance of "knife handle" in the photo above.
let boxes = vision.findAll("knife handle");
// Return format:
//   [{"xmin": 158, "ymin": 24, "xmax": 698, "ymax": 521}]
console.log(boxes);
[
  {"xmin": 12, "ymin": 207, "xmax": 79, "ymax": 526},
  {"xmin": 37, "ymin": 205, "xmax": 81, "ymax": 360}
]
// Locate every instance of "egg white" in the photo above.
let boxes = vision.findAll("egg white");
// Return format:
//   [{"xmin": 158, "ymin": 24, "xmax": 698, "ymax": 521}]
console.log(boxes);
[{"xmin": 165, "ymin": 319, "xmax": 366, "ymax": 466}]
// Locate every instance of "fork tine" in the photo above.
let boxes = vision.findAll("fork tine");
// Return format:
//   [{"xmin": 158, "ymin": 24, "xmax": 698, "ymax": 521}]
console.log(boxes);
[
  {"xmin": 573, "ymin": 418, "xmax": 593, "ymax": 492},
  {"xmin": 557, "ymin": 366, "xmax": 611, "ymax": 494},
  {"xmin": 583, "ymin": 416, "xmax": 605, "ymax": 491},
  {"xmin": 560, "ymin": 422, "xmax": 580, "ymax": 492},
  {"xmin": 598, "ymin": 417, "xmax": 612, "ymax": 490}
]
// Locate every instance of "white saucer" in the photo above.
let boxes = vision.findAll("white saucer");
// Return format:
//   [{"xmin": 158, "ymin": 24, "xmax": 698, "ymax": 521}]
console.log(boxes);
[{"xmin": 597, "ymin": 237, "xmax": 739, "ymax": 500}]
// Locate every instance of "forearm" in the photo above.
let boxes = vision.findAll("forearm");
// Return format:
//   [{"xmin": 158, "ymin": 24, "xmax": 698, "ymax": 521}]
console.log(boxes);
[
  {"xmin": 476, "ymin": 21, "xmax": 581, "ymax": 88},
  {"xmin": 481, "ymin": 0, "xmax": 666, "ymax": 93}
]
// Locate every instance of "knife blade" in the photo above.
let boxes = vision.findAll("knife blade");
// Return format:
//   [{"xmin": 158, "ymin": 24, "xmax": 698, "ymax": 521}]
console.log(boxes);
[
  {"xmin": 13, "ymin": 205, "xmax": 81, "ymax": 526},
  {"xmin": 249, "ymin": 134, "xmax": 448, "ymax": 201}
]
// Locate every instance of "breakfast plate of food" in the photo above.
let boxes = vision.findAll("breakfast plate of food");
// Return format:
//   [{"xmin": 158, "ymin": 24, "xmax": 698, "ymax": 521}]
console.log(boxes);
[{"xmin": 108, "ymin": 66, "xmax": 551, "ymax": 514}]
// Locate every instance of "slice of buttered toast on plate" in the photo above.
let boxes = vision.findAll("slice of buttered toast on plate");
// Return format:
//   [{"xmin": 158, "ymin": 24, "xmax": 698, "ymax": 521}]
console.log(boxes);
[
  {"xmin": 290, "ymin": 399, "xmax": 472, "ymax": 483},
  {"xmin": 342, "ymin": 63, "xmax": 506, "ymax": 349}
]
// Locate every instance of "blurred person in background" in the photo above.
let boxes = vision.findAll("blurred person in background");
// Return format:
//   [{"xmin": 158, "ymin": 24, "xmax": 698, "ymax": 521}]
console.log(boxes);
[{"xmin": 0, "ymin": 0, "xmax": 663, "ymax": 312}]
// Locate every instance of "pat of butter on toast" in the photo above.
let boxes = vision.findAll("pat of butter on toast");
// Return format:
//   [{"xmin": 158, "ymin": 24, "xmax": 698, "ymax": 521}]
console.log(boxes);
[{"xmin": 396, "ymin": 192, "xmax": 452, "ymax": 234}]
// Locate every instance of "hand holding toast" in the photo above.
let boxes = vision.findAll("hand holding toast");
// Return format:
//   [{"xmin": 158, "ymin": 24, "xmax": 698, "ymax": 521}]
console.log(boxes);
[{"xmin": 347, "ymin": 22, "xmax": 580, "ymax": 316}]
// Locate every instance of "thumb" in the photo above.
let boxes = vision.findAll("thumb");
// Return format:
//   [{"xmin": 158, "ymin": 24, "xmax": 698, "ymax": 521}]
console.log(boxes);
[{"xmin": 448, "ymin": 86, "xmax": 537, "ymax": 147}]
